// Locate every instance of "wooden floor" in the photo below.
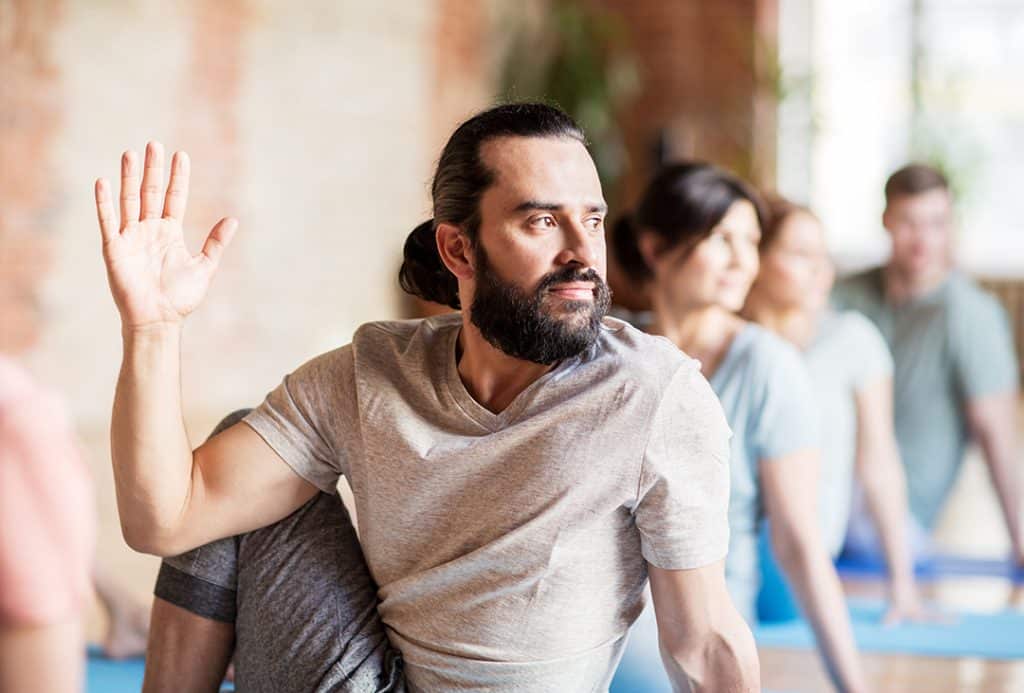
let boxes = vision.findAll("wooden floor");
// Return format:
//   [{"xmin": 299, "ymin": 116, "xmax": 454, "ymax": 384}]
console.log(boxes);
[{"xmin": 760, "ymin": 578, "xmax": 1024, "ymax": 692}]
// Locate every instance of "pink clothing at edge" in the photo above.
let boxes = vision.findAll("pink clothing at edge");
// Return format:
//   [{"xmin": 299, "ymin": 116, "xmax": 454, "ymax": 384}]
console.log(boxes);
[{"xmin": 0, "ymin": 356, "xmax": 94, "ymax": 626}]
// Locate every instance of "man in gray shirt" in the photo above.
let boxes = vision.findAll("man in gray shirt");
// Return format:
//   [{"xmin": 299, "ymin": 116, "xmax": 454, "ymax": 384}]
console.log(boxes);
[
  {"xmin": 832, "ymin": 164, "xmax": 1021, "ymax": 563},
  {"xmin": 93, "ymin": 104, "xmax": 758, "ymax": 691}
]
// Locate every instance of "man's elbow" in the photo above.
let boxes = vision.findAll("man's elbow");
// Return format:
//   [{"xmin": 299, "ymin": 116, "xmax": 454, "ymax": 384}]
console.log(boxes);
[
  {"xmin": 120, "ymin": 519, "xmax": 187, "ymax": 558},
  {"xmin": 662, "ymin": 619, "xmax": 761, "ymax": 692}
]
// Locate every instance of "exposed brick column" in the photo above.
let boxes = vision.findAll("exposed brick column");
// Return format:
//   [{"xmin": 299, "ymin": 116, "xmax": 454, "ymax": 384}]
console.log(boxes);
[
  {"xmin": 0, "ymin": 0, "xmax": 64, "ymax": 354},
  {"xmin": 591, "ymin": 0, "xmax": 778, "ymax": 309}
]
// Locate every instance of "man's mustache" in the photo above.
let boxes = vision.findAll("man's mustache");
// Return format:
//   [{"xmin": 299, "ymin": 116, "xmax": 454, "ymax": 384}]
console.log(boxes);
[{"xmin": 537, "ymin": 267, "xmax": 607, "ymax": 294}]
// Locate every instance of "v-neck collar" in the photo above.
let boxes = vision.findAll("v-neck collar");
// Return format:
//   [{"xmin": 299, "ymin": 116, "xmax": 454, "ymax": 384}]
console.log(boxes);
[{"xmin": 441, "ymin": 324, "xmax": 581, "ymax": 433}]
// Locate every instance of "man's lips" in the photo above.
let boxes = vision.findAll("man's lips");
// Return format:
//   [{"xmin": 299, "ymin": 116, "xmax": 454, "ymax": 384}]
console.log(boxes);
[{"xmin": 547, "ymin": 282, "xmax": 595, "ymax": 300}]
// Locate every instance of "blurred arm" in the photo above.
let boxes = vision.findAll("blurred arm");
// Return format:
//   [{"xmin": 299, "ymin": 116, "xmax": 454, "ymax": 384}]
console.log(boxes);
[
  {"xmin": 762, "ymin": 450, "xmax": 867, "ymax": 693},
  {"xmin": 852, "ymin": 376, "xmax": 919, "ymax": 617},
  {"xmin": 965, "ymin": 391, "xmax": 1022, "ymax": 563}
]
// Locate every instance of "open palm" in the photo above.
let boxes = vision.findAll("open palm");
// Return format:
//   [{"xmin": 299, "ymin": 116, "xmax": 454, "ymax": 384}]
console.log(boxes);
[{"xmin": 94, "ymin": 141, "xmax": 237, "ymax": 329}]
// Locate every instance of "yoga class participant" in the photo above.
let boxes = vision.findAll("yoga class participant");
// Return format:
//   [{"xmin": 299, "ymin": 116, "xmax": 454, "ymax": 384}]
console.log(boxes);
[
  {"xmin": 743, "ymin": 195, "xmax": 923, "ymax": 623},
  {"xmin": 0, "ymin": 356, "xmax": 94, "ymax": 693},
  {"xmin": 832, "ymin": 165, "xmax": 1021, "ymax": 564},
  {"xmin": 94, "ymin": 103, "xmax": 757, "ymax": 692},
  {"xmin": 613, "ymin": 163, "xmax": 866, "ymax": 693}
]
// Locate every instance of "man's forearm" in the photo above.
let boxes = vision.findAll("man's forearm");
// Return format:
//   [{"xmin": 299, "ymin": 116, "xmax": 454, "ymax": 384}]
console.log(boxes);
[
  {"xmin": 661, "ymin": 613, "xmax": 760, "ymax": 692},
  {"xmin": 111, "ymin": 324, "xmax": 194, "ymax": 552},
  {"xmin": 973, "ymin": 393, "xmax": 1022, "ymax": 556},
  {"xmin": 858, "ymin": 443, "xmax": 914, "ymax": 590}
]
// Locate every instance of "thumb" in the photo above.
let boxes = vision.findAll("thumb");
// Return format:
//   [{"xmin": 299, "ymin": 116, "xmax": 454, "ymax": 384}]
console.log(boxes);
[{"xmin": 201, "ymin": 217, "xmax": 239, "ymax": 269}]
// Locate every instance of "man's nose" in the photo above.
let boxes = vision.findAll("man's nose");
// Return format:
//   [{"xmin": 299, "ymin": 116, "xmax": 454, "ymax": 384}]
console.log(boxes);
[{"xmin": 556, "ymin": 221, "xmax": 601, "ymax": 268}]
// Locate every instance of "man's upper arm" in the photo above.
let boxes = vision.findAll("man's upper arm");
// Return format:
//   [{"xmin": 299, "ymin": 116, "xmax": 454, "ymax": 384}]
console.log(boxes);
[
  {"xmin": 165, "ymin": 347, "xmax": 354, "ymax": 554},
  {"xmin": 648, "ymin": 560, "xmax": 729, "ymax": 640},
  {"xmin": 954, "ymin": 292, "xmax": 1019, "ymax": 400},
  {"xmin": 169, "ymin": 422, "xmax": 319, "ymax": 555},
  {"xmin": 965, "ymin": 392, "xmax": 1018, "ymax": 448},
  {"xmin": 634, "ymin": 364, "xmax": 731, "ymax": 570}
]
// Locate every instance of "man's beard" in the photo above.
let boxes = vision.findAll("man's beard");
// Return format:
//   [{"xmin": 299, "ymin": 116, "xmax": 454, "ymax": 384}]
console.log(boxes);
[{"xmin": 469, "ymin": 245, "xmax": 612, "ymax": 365}]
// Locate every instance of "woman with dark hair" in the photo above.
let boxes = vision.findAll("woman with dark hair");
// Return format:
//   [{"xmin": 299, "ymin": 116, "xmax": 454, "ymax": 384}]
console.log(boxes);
[
  {"xmin": 613, "ymin": 163, "xmax": 866, "ymax": 692},
  {"xmin": 742, "ymin": 195, "xmax": 924, "ymax": 621}
]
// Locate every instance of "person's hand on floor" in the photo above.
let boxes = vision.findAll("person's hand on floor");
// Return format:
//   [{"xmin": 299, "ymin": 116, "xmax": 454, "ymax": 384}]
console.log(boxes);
[{"xmin": 883, "ymin": 580, "xmax": 953, "ymax": 626}]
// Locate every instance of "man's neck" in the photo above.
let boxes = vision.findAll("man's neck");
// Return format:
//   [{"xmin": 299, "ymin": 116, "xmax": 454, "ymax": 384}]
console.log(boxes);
[
  {"xmin": 648, "ymin": 294, "xmax": 745, "ymax": 379},
  {"xmin": 742, "ymin": 294, "xmax": 817, "ymax": 350},
  {"xmin": 884, "ymin": 262, "xmax": 950, "ymax": 304},
  {"xmin": 456, "ymin": 315, "xmax": 555, "ymax": 414}
]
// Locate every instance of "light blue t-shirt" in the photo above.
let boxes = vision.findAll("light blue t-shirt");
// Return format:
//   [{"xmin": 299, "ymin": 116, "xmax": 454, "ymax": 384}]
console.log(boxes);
[
  {"xmin": 613, "ymin": 323, "xmax": 820, "ymax": 692},
  {"xmin": 832, "ymin": 268, "xmax": 1019, "ymax": 528},
  {"xmin": 805, "ymin": 310, "xmax": 894, "ymax": 555},
  {"xmin": 710, "ymin": 323, "xmax": 821, "ymax": 621}
]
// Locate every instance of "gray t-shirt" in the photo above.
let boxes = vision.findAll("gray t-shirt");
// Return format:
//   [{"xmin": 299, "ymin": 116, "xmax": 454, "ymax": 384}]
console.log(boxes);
[
  {"xmin": 832, "ymin": 268, "xmax": 1019, "ymax": 528},
  {"xmin": 709, "ymin": 324, "xmax": 820, "ymax": 621},
  {"xmin": 244, "ymin": 314, "xmax": 731, "ymax": 692},
  {"xmin": 805, "ymin": 310, "xmax": 894, "ymax": 555}
]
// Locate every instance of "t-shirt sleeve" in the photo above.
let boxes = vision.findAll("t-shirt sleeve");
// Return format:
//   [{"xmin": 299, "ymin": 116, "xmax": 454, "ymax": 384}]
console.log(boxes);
[
  {"xmin": 634, "ymin": 362, "xmax": 732, "ymax": 570},
  {"xmin": 754, "ymin": 339, "xmax": 820, "ymax": 461},
  {"xmin": 243, "ymin": 347, "xmax": 354, "ymax": 493},
  {"xmin": 846, "ymin": 311, "xmax": 894, "ymax": 390},
  {"xmin": 951, "ymin": 292, "xmax": 1020, "ymax": 399}
]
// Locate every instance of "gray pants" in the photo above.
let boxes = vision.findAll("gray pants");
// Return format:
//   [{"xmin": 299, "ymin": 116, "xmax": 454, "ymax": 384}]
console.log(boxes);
[{"xmin": 154, "ymin": 411, "xmax": 404, "ymax": 693}]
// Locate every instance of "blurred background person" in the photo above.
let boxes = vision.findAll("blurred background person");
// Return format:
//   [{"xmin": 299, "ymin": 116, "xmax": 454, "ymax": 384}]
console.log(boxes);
[
  {"xmin": 742, "ymin": 195, "xmax": 922, "ymax": 622},
  {"xmin": 613, "ymin": 162, "xmax": 866, "ymax": 693},
  {"xmin": 0, "ymin": 354, "xmax": 94, "ymax": 693},
  {"xmin": 831, "ymin": 165, "xmax": 1022, "ymax": 566}
]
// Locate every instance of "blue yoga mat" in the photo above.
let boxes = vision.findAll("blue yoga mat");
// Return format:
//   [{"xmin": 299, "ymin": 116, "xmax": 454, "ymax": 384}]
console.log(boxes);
[
  {"xmin": 87, "ymin": 647, "xmax": 234, "ymax": 692},
  {"xmin": 87, "ymin": 647, "xmax": 145, "ymax": 692},
  {"xmin": 755, "ymin": 599, "xmax": 1024, "ymax": 659},
  {"xmin": 836, "ymin": 553, "xmax": 1024, "ymax": 583}
]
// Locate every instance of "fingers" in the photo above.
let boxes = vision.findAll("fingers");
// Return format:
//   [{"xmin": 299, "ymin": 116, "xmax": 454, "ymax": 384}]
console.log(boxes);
[
  {"xmin": 163, "ymin": 151, "xmax": 190, "ymax": 221},
  {"xmin": 95, "ymin": 178, "xmax": 117, "ymax": 245},
  {"xmin": 200, "ymin": 217, "xmax": 238, "ymax": 269},
  {"xmin": 140, "ymin": 141, "xmax": 165, "ymax": 220},
  {"xmin": 119, "ymin": 150, "xmax": 140, "ymax": 226}
]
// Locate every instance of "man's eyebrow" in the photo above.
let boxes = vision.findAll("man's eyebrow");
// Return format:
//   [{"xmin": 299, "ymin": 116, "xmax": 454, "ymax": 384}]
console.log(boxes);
[{"xmin": 512, "ymin": 200, "xmax": 609, "ymax": 214}]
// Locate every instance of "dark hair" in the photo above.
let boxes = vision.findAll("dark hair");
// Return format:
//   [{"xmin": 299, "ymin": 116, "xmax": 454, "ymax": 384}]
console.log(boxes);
[
  {"xmin": 759, "ymin": 193, "xmax": 816, "ymax": 253},
  {"xmin": 884, "ymin": 163, "xmax": 949, "ymax": 205},
  {"xmin": 612, "ymin": 162, "xmax": 765, "ymax": 282},
  {"xmin": 399, "ymin": 102, "xmax": 586, "ymax": 309}
]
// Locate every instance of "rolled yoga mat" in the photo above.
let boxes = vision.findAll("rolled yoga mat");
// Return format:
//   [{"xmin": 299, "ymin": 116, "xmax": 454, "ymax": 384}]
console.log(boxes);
[{"xmin": 836, "ymin": 552, "xmax": 1024, "ymax": 583}]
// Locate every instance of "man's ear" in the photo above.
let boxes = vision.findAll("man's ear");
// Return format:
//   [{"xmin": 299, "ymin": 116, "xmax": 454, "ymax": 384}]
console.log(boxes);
[
  {"xmin": 436, "ymin": 222, "xmax": 475, "ymax": 280},
  {"xmin": 881, "ymin": 204, "xmax": 894, "ymax": 235}
]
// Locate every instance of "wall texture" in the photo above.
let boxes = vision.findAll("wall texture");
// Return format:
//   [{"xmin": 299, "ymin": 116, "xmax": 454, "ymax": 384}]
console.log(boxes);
[{"xmin": 2, "ymin": 0, "xmax": 449, "ymax": 598}]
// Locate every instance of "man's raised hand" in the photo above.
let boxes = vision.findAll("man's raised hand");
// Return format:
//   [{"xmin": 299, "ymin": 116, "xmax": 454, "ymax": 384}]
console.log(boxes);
[{"xmin": 95, "ymin": 141, "xmax": 237, "ymax": 331}]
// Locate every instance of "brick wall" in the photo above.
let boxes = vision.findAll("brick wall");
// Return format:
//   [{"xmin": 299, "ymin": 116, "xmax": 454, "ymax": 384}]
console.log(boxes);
[
  {"xmin": 591, "ymin": 0, "xmax": 778, "ymax": 309},
  {"xmin": 2, "ymin": 0, "xmax": 441, "ymax": 592}
]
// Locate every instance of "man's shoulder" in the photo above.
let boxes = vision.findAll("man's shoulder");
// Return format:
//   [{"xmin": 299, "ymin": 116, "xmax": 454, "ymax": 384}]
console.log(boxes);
[
  {"xmin": 833, "ymin": 266, "xmax": 885, "ymax": 304},
  {"xmin": 595, "ymin": 316, "xmax": 695, "ymax": 380},
  {"xmin": 352, "ymin": 314, "xmax": 460, "ymax": 357},
  {"xmin": 945, "ymin": 273, "xmax": 1008, "ymax": 316}
]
